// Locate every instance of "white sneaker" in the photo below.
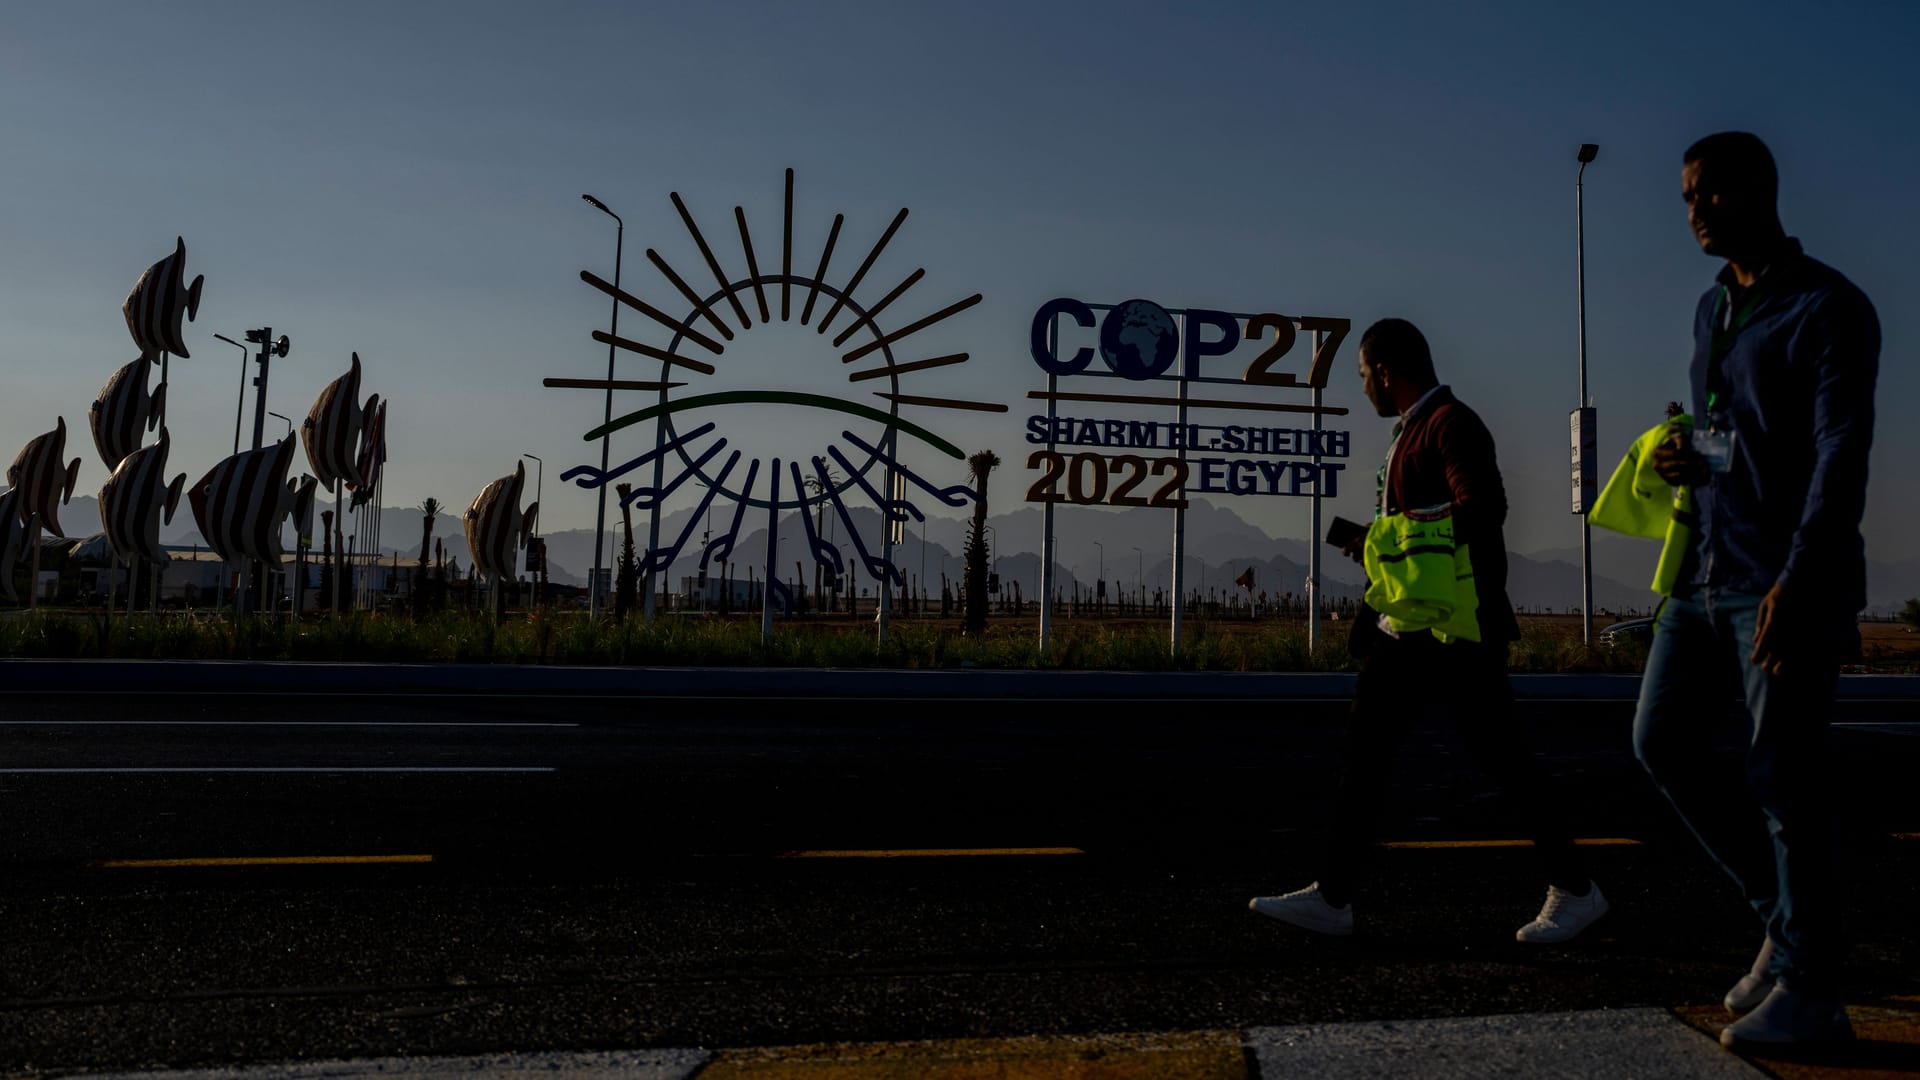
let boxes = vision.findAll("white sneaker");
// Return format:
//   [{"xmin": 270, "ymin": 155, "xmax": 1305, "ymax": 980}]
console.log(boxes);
[
  {"xmin": 1725, "ymin": 937, "xmax": 1775, "ymax": 1014},
  {"xmin": 1249, "ymin": 882, "xmax": 1354, "ymax": 936},
  {"xmin": 1515, "ymin": 881, "xmax": 1609, "ymax": 943},
  {"xmin": 1720, "ymin": 984, "xmax": 1853, "ymax": 1050}
]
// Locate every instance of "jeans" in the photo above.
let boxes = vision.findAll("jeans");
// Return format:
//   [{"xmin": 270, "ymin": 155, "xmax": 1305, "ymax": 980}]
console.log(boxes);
[
  {"xmin": 1319, "ymin": 630, "xmax": 1587, "ymax": 908},
  {"xmin": 1632, "ymin": 588, "xmax": 1842, "ymax": 996}
]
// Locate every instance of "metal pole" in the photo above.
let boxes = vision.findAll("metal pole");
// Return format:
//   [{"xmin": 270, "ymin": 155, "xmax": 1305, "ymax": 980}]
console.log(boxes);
[
  {"xmin": 1093, "ymin": 540, "xmax": 1103, "ymax": 615},
  {"xmin": 1170, "ymin": 341, "xmax": 1189, "ymax": 651},
  {"xmin": 877, "ymin": 463, "xmax": 893, "ymax": 643},
  {"xmin": 1577, "ymin": 156, "xmax": 1594, "ymax": 645},
  {"xmin": 1038, "ymin": 318, "xmax": 1057, "ymax": 651},
  {"xmin": 583, "ymin": 196, "xmax": 623, "ymax": 621},
  {"xmin": 215, "ymin": 333, "xmax": 249, "ymax": 455},
  {"xmin": 1309, "ymin": 329, "xmax": 1324, "ymax": 653},
  {"xmin": 762, "ymin": 460, "xmax": 779, "ymax": 643},
  {"xmin": 250, "ymin": 328, "xmax": 272, "ymax": 452}
]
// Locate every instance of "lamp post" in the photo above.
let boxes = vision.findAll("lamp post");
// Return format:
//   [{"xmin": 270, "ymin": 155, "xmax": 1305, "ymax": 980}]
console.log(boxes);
[
  {"xmin": 213, "ymin": 333, "xmax": 250, "ymax": 454},
  {"xmin": 582, "ymin": 193, "xmax": 623, "ymax": 622},
  {"xmin": 1132, "ymin": 546, "xmax": 1142, "ymax": 606},
  {"xmin": 267, "ymin": 411, "xmax": 293, "ymax": 439},
  {"xmin": 1575, "ymin": 143, "xmax": 1599, "ymax": 645}
]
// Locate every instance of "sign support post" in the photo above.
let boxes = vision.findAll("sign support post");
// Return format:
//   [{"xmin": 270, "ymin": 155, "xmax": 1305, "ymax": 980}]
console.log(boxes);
[
  {"xmin": 1038, "ymin": 319, "xmax": 1057, "ymax": 653},
  {"xmin": 1308, "ymin": 329, "xmax": 1323, "ymax": 654}
]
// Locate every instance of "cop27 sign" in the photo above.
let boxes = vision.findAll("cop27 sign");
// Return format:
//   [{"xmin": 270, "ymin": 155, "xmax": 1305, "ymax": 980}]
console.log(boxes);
[{"xmin": 1024, "ymin": 298, "xmax": 1351, "ymax": 508}]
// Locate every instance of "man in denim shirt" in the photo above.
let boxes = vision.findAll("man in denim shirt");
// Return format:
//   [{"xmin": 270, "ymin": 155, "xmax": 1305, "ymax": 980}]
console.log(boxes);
[{"xmin": 1637, "ymin": 131, "xmax": 1879, "ymax": 1051}]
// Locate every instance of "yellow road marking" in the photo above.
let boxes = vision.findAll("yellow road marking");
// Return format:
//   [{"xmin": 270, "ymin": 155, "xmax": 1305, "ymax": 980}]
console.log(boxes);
[
  {"xmin": 695, "ymin": 1030, "xmax": 1246, "ymax": 1079},
  {"xmin": 1380, "ymin": 838, "xmax": 1642, "ymax": 849},
  {"xmin": 92, "ymin": 854, "xmax": 434, "ymax": 868},
  {"xmin": 778, "ymin": 848, "xmax": 1085, "ymax": 859}
]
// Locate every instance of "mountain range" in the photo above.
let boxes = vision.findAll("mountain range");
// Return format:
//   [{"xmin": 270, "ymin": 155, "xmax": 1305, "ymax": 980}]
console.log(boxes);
[{"xmin": 42, "ymin": 493, "xmax": 1918, "ymax": 615}]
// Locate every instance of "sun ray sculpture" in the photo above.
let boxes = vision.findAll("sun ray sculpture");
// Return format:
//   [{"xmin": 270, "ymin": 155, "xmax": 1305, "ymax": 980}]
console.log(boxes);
[{"xmin": 552, "ymin": 171, "xmax": 1002, "ymax": 636}]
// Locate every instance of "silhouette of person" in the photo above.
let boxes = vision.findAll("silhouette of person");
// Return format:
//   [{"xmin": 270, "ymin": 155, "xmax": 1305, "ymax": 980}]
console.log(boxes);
[
  {"xmin": 1637, "ymin": 131, "xmax": 1878, "ymax": 1051},
  {"xmin": 1249, "ymin": 319, "xmax": 1606, "ymax": 943}
]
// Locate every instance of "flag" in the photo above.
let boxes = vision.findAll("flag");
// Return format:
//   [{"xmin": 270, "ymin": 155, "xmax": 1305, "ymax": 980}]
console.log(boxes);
[{"xmin": 1234, "ymin": 566, "xmax": 1255, "ymax": 591}]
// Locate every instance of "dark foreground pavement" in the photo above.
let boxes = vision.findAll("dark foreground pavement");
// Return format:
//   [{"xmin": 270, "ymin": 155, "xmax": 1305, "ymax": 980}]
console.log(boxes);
[{"xmin": 2, "ymin": 670, "xmax": 1916, "ymax": 1076}]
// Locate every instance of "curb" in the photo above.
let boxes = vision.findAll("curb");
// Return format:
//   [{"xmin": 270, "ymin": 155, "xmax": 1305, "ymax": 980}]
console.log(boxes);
[{"xmin": 1, "ymin": 659, "xmax": 1916, "ymax": 699}]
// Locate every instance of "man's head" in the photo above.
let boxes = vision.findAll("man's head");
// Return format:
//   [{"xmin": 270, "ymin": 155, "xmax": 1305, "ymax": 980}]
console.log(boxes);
[
  {"xmin": 1682, "ymin": 132, "xmax": 1783, "ymax": 260},
  {"xmin": 1357, "ymin": 318, "xmax": 1438, "ymax": 418}
]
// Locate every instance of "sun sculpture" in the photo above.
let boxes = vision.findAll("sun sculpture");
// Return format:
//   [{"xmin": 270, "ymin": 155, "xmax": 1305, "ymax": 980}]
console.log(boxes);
[{"xmin": 552, "ymin": 171, "xmax": 1004, "ymax": 623}]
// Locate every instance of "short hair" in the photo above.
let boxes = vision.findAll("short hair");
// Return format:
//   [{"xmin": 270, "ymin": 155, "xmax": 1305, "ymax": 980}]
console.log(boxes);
[
  {"xmin": 1683, "ymin": 131, "xmax": 1778, "ymax": 201},
  {"xmin": 1359, "ymin": 318, "xmax": 1436, "ymax": 386}
]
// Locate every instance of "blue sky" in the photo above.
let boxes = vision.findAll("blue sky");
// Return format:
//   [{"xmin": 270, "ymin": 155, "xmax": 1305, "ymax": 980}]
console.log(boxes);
[{"xmin": 3, "ymin": 1, "xmax": 1914, "ymax": 567}]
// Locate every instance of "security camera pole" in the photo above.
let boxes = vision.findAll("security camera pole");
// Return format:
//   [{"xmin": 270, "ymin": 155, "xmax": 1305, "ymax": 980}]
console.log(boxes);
[{"xmin": 243, "ymin": 328, "xmax": 292, "ymax": 613}]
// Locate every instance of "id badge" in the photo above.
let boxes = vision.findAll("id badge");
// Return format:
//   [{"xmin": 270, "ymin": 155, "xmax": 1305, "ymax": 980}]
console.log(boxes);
[{"xmin": 1694, "ymin": 430, "xmax": 1735, "ymax": 475}]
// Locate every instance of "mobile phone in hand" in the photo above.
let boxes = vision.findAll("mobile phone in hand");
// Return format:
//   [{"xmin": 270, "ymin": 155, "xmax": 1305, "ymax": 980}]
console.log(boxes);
[{"xmin": 1324, "ymin": 515, "xmax": 1367, "ymax": 550}]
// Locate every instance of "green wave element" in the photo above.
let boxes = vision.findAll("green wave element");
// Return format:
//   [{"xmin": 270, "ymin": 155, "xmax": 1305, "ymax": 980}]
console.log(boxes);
[{"xmin": 583, "ymin": 390, "xmax": 964, "ymax": 459}]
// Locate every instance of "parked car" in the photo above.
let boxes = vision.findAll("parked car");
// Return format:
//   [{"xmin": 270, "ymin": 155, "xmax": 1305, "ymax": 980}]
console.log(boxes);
[{"xmin": 1598, "ymin": 617, "xmax": 1656, "ymax": 647}]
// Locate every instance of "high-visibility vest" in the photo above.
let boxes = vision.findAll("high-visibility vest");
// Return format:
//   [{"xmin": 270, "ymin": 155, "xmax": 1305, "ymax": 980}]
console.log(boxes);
[
  {"xmin": 1589, "ymin": 415, "xmax": 1695, "ymax": 597},
  {"xmin": 1362, "ymin": 502, "xmax": 1482, "ymax": 644}
]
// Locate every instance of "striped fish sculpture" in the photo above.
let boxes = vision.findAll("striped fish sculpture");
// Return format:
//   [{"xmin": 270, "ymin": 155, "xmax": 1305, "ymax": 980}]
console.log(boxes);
[
  {"xmin": 7, "ymin": 417, "xmax": 83, "ymax": 538},
  {"xmin": 122, "ymin": 236, "xmax": 204, "ymax": 358},
  {"xmin": 0, "ymin": 488, "xmax": 24, "ymax": 602},
  {"xmin": 302, "ymin": 353, "xmax": 378, "ymax": 489},
  {"xmin": 347, "ymin": 398, "xmax": 388, "ymax": 510},
  {"xmin": 88, "ymin": 355, "xmax": 166, "ymax": 469},
  {"xmin": 464, "ymin": 461, "xmax": 537, "ymax": 582},
  {"xmin": 98, "ymin": 428, "xmax": 186, "ymax": 567},
  {"xmin": 188, "ymin": 434, "xmax": 319, "ymax": 565}
]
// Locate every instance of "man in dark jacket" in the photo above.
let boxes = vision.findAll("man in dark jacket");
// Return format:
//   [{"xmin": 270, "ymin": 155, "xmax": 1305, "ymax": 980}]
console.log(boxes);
[
  {"xmin": 1638, "ymin": 132, "xmax": 1877, "ymax": 1051},
  {"xmin": 1250, "ymin": 318, "xmax": 1606, "ymax": 943}
]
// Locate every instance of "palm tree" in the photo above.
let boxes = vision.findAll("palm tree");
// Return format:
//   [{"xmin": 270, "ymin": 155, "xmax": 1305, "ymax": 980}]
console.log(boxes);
[
  {"xmin": 962, "ymin": 449, "xmax": 999, "ymax": 636},
  {"xmin": 414, "ymin": 497, "xmax": 441, "ymax": 616},
  {"xmin": 613, "ymin": 482, "xmax": 638, "ymax": 620}
]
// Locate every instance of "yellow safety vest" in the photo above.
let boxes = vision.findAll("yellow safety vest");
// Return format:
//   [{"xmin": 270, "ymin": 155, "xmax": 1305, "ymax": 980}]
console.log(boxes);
[
  {"xmin": 1362, "ymin": 503, "xmax": 1482, "ymax": 644},
  {"xmin": 1588, "ymin": 415, "xmax": 1695, "ymax": 597}
]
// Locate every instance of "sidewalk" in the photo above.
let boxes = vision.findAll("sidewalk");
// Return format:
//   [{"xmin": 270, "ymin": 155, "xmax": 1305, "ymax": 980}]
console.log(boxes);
[{"xmin": 75, "ymin": 1001, "xmax": 1920, "ymax": 1080}]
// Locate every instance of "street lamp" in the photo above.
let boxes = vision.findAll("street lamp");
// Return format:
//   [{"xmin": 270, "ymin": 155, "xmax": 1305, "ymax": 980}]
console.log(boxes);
[
  {"xmin": 582, "ymin": 193, "xmax": 623, "ymax": 621},
  {"xmin": 1574, "ymin": 143, "xmax": 1599, "ymax": 645},
  {"xmin": 267, "ymin": 411, "xmax": 293, "ymax": 439},
  {"xmin": 213, "ymin": 333, "xmax": 250, "ymax": 454}
]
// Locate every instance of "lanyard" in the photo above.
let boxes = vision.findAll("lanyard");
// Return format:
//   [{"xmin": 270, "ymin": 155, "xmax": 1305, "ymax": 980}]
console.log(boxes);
[{"xmin": 1705, "ymin": 283, "xmax": 1766, "ymax": 415}]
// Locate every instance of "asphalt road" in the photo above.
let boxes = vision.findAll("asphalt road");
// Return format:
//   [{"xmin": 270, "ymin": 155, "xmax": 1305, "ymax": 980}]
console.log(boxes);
[{"xmin": 2, "ymin": 689, "xmax": 1916, "ymax": 1073}]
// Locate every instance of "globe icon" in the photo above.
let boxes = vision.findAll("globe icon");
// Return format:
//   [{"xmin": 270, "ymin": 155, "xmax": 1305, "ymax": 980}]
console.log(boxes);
[{"xmin": 1098, "ymin": 298, "xmax": 1179, "ymax": 380}]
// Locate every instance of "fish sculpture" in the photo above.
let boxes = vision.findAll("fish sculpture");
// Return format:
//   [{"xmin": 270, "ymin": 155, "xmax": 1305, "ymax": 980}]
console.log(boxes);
[
  {"xmin": 89, "ymin": 355, "xmax": 166, "ymax": 469},
  {"xmin": 0, "ymin": 488, "xmax": 25, "ymax": 602},
  {"xmin": 122, "ymin": 236, "xmax": 204, "ymax": 358},
  {"xmin": 464, "ymin": 460, "xmax": 537, "ymax": 583},
  {"xmin": 188, "ymin": 433, "xmax": 318, "ymax": 565},
  {"xmin": 7, "ymin": 417, "xmax": 83, "ymax": 538},
  {"xmin": 98, "ymin": 428, "xmax": 186, "ymax": 567},
  {"xmin": 302, "ymin": 353, "xmax": 378, "ymax": 489},
  {"xmin": 348, "ymin": 399, "xmax": 387, "ymax": 509}
]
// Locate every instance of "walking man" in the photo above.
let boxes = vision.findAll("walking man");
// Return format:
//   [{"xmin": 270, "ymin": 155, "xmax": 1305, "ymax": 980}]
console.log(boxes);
[
  {"xmin": 1637, "ymin": 131, "xmax": 1878, "ymax": 1050},
  {"xmin": 1250, "ymin": 318, "xmax": 1607, "ymax": 943}
]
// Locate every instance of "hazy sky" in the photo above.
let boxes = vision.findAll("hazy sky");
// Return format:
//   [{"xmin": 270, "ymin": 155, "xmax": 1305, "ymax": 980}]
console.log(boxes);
[{"xmin": 4, "ymin": 1, "xmax": 1914, "ymax": 568}]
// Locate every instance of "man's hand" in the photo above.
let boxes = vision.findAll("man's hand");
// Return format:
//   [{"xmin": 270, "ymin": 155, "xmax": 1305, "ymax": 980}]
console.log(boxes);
[
  {"xmin": 1651, "ymin": 428, "xmax": 1710, "ymax": 487},
  {"xmin": 1750, "ymin": 581, "xmax": 1800, "ymax": 676},
  {"xmin": 1341, "ymin": 535, "xmax": 1364, "ymax": 565}
]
